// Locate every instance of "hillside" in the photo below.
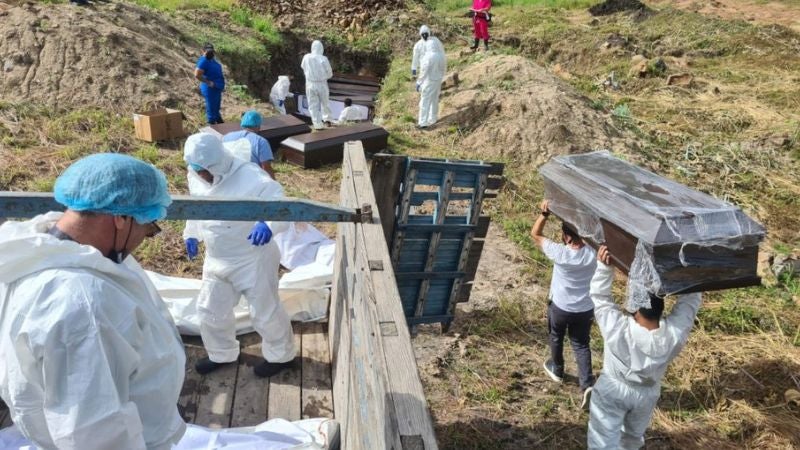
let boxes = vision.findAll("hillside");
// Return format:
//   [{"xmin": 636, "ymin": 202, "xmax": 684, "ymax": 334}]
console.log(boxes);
[{"xmin": 0, "ymin": 0, "xmax": 799, "ymax": 449}]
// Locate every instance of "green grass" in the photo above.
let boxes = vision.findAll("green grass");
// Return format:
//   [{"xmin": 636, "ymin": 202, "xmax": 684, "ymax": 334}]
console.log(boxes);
[
  {"xmin": 427, "ymin": 0, "xmax": 597, "ymax": 12},
  {"xmin": 130, "ymin": 1, "xmax": 282, "ymax": 45}
]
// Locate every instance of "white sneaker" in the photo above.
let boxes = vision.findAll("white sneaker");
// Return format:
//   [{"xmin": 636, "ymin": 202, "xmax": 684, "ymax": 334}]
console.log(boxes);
[{"xmin": 543, "ymin": 359, "xmax": 564, "ymax": 383}]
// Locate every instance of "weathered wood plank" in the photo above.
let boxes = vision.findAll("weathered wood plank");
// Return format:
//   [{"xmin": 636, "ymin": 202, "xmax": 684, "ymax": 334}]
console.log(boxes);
[
  {"xmin": 0, "ymin": 193, "xmax": 361, "ymax": 222},
  {"xmin": 178, "ymin": 344, "xmax": 207, "ymax": 424},
  {"xmin": 345, "ymin": 142, "xmax": 439, "ymax": 449},
  {"xmin": 267, "ymin": 326, "xmax": 302, "ymax": 421},
  {"xmin": 194, "ymin": 352, "xmax": 239, "ymax": 429},
  {"xmin": 370, "ymin": 154, "xmax": 406, "ymax": 249},
  {"xmin": 340, "ymin": 144, "xmax": 404, "ymax": 450},
  {"xmin": 302, "ymin": 323, "xmax": 334, "ymax": 419},
  {"xmin": 230, "ymin": 341, "xmax": 269, "ymax": 427}
]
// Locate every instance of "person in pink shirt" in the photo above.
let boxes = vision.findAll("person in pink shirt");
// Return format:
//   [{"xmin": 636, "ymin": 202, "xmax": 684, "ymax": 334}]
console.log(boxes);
[{"xmin": 471, "ymin": 0, "xmax": 492, "ymax": 51}]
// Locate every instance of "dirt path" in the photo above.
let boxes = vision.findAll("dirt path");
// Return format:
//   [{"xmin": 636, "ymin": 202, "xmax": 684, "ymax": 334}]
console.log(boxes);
[{"xmin": 649, "ymin": 0, "xmax": 800, "ymax": 32}]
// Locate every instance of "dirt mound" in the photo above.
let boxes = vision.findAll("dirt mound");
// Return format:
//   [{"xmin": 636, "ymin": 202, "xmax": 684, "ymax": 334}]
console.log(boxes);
[
  {"xmin": 589, "ymin": 0, "xmax": 649, "ymax": 16},
  {"xmin": 439, "ymin": 55, "xmax": 638, "ymax": 165},
  {"xmin": 0, "ymin": 2, "xmax": 205, "ymax": 111},
  {"xmin": 241, "ymin": 0, "xmax": 405, "ymax": 29}
]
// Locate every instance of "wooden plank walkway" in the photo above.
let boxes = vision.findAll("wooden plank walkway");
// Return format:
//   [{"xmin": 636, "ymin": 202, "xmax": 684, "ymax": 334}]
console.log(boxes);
[
  {"xmin": 0, "ymin": 323, "xmax": 332, "ymax": 431},
  {"xmin": 179, "ymin": 322, "xmax": 334, "ymax": 428}
]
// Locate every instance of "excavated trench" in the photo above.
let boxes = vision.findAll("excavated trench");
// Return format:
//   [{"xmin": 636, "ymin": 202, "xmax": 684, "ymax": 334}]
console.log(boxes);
[{"xmin": 230, "ymin": 31, "xmax": 391, "ymax": 102}]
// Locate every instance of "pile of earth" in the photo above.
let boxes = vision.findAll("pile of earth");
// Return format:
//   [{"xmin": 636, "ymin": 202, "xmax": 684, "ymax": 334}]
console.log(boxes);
[
  {"xmin": 438, "ymin": 55, "xmax": 638, "ymax": 165},
  {"xmin": 589, "ymin": 0, "xmax": 650, "ymax": 16},
  {"xmin": 0, "ymin": 2, "xmax": 208, "ymax": 111},
  {"xmin": 240, "ymin": 0, "xmax": 405, "ymax": 29}
]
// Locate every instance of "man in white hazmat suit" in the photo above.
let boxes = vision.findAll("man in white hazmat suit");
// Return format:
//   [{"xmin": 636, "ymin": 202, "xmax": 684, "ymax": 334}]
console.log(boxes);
[
  {"xmin": 300, "ymin": 40, "xmax": 333, "ymax": 130},
  {"xmin": 0, "ymin": 153, "xmax": 185, "ymax": 450},
  {"xmin": 270, "ymin": 75, "xmax": 291, "ymax": 115},
  {"xmin": 411, "ymin": 25, "xmax": 432, "ymax": 79},
  {"xmin": 183, "ymin": 132, "xmax": 296, "ymax": 377},
  {"xmin": 417, "ymin": 37, "xmax": 447, "ymax": 129},
  {"xmin": 588, "ymin": 245, "xmax": 702, "ymax": 449}
]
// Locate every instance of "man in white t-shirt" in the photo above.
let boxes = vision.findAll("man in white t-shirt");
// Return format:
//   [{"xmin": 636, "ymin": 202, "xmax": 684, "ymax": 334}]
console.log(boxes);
[{"xmin": 531, "ymin": 199, "xmax": 597, "ymax": 409}]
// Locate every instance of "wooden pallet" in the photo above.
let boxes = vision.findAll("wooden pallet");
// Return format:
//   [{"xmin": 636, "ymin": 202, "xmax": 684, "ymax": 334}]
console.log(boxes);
[{"xmin": 371, "ymin": 155, "xmax": 504, "ymax": 330}]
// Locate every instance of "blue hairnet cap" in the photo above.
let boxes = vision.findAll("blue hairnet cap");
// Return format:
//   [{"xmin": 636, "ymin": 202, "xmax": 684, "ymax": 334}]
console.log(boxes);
[
  {"xmin": 54, "ymin": 153, "xmax": 172, "ymax": 224},
  {"xmin": 240, "ymin": 110, "xmax": 262, "ymax": 129}
]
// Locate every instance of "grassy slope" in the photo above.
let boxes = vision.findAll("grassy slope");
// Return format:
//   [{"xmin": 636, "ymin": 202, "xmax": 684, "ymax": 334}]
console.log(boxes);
[{"xmin": 375, "ymin": 1, "xmax": 800, "ymax": 448}]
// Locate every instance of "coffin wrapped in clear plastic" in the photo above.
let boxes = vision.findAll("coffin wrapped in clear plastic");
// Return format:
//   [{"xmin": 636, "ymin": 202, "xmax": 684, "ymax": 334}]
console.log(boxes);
[{"xmin": 539, "ymin": 151, "xmax": 765, "ymax": 307}]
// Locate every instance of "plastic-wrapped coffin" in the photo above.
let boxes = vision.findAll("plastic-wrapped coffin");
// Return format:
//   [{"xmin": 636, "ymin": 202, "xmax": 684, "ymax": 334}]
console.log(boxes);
[{"xmin": 539, "ymin": 151, "xmax": 765, "ymax": 298}]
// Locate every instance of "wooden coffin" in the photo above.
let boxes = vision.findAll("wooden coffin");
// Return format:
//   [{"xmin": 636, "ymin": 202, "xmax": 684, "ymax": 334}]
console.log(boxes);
[
  {"xmin": 278, "ymin": 123, "xmax": 388, "ymax": 168},
  {"xmin": 539, "ymin": 151, "xmax": 765, "ymax": 296},
  {"xmin": 201, "ymin": 115, "xmax": 311, "ymax": 150}
]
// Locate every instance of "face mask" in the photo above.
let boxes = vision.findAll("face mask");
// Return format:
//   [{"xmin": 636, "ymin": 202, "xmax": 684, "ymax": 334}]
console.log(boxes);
[
  {"xmin": 205, "ymin": 51, "xmax": 215, "ymax": 59},
  {"xmin": 421, "ymin": 33, "xmax": 429, "ymax": 41},
  {"xmin": 107, "ymin": 218, "xmax": 134, "ymax": 264}
]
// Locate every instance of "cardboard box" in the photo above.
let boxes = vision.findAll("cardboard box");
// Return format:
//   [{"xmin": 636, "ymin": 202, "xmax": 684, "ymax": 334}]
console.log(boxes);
[{"xmin": 133, "ymin": 108, "xmax": 185, "ymax": 142}]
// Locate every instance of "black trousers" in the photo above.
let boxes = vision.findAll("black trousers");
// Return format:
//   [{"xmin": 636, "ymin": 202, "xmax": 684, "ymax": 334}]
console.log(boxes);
[{"xmin": 548, "ymin": 301, "xmax": 595, "ymax": 390}]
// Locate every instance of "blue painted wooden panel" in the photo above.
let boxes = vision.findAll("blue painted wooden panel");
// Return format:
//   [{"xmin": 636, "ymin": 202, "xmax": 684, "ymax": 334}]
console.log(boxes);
[
  {"xmin": 408, "ymin": 159, "xmax": 492, "ymax": 174},
  {"xmin": 395, "ymin": 239, "xmax": 463, "ymax": 272},
  {"xmin": 0, "ymin": 192, "xmax": 360, "ymax": 222},
  {"xmin": 410, "ymin": 191, "xmax": 476, "ymax": 205},
  {"xmin": 413, "ymin": 170, "xmax": 479, "ymax": 189}
]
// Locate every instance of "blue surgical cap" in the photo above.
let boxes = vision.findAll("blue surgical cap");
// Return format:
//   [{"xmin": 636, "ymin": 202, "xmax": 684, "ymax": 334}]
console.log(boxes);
[
  {"xmin": 54, "ymin": 153, "xmax": 172, "ymax": 224},
  {"xmin": 240, "ymin": 110, "xmax": 262, "ymax": 129}
]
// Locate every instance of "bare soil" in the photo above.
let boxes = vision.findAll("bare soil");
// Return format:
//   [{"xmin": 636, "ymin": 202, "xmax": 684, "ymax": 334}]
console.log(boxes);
[
  {"xmin": 0, "ymin": 1, "xmax": 208, "ymax": 111},
  {"xmin": 649, "ymin": 0, "xmax": 800, "ymax": 33},
  {"xmin": 437, "ymin": 54, "xmax": 639, "ymax": 165}
]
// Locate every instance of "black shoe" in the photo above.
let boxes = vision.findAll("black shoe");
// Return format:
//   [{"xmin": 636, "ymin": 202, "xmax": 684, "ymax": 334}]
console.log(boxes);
[
  {"xmin": 194, "ymin": 357, "xmax": 234, "ymax": 375},
  {"xmin": 254, "ymin": 359, "xmax": 294, "ymax": 378},
  {"xmin": 581, "ymin": 386, "xmax": 593, "ymax": 410},
  {"xmin": 543, "ymin": 359, "xmax": 564, "ymax": 383}
]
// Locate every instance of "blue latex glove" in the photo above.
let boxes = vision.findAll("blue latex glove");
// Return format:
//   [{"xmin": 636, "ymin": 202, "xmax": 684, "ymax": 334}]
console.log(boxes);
[
  {"xmin": 416, "ymin": 83, "xmax": 420, "ymax": 92},
  {"xmin": 247, "ymin": 221, "xmax": 272, "ymax": 246},
  {"xmin": 279, "ymin": 99, "xmax": 284, "ymax": 107},
  {"xmin": 185, "ymin": 238, "xmax": 199, "ymax": 260},
  {"xmin": 412, "ymin": 69, "xmax": 417, "ymax": 77}
]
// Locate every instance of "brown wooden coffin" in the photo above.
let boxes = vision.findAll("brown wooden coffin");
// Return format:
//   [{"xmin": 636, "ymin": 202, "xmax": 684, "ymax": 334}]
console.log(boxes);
[
  {"xmin": 201, "ymin": 115, "xmax": 311, "ymax": 150},
  {"xmin": 278, "ymin": 123, "xmax": 389, "ymax": 168},
  {"xmin": 539, "ymin": 151, "xmax": 765, "ymax": 296}
]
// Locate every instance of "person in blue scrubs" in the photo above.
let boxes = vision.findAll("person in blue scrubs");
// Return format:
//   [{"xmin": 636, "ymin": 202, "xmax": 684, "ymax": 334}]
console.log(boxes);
[
  {"xmin": 222, "ymin": 110, "xmax": 275, "ymax": 179},
  {"xmin": 195, "ymin": 43, "xmax": 225, "ymax": 124}
]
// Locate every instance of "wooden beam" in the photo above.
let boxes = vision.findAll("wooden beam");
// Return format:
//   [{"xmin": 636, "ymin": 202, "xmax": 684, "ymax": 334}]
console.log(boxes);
[
  {"xmin": 301, "ymin": 323, "xmax": 334, "ymax": 419},
  {"xmin": 344, "ymin": 142, "xmax": 439, "ymax": 449},
  {"xmin": 230, "ymin": 342, "xmax": 270, "ymax": 427},
  {"xmin": 0, "ymin": 192, "xmax": 362, "ymax": 222},
  {"xmin": 370, "ymin": 154, "xmax": 406, "ymax": 250},
  {"xmin": 268, "ymin": 326, "xmax": 302, "ymax": 421}
]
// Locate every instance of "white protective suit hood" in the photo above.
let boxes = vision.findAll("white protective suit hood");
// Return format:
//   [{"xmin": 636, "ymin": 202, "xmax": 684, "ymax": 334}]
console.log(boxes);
[
  {"xmin": 301, "ymin": 40, "xmax": 333, "ymax": 83},
  {"xmin": 271, "ymin": 75, "xmax": 291, "ymax": 100},
  {"xmin": 0, "ymin": 213, "xmax": 186, "ymax": 450},
  {"xmin": 184, "ymin": 132, "xmax": 240, "ymax": 194},
  {"xmin": 419, "ymin": 25, "xmax": 430, "ymax": 36},
  {"xmin": 311, "ymin": 40, "xmax": 324, "ymax": 55}
]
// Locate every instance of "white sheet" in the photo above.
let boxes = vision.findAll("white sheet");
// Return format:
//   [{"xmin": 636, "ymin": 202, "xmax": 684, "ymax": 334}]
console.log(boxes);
[
  {"xmin": 0, "ymin": 418, "xmax": 336, "ymax": 450},
  {"xmin": 149, "ymin": 234, "xmax": 337, "ymax": 335}
]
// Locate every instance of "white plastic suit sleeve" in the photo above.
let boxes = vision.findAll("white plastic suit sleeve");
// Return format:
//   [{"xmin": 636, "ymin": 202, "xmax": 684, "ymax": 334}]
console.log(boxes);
[
  {"xmin": 590, "ymin": 261, "xmax": 624, "ymax": 341},
  {"xmin": 184, "ymin": 220, "xmax": 202, "ymax": 241},
  {"xmin": 35, "ymin": 282, "xmax": 147, "ymax": 449},
  {"xmin": 411, "ymin": 39, "xmax": 425, "ymax": 72},
  {"xmin": 664, "ymin": 292, "xmax": 702, "ymax": 346}
]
